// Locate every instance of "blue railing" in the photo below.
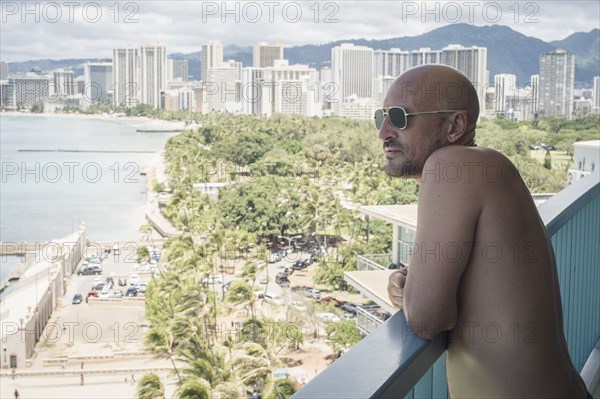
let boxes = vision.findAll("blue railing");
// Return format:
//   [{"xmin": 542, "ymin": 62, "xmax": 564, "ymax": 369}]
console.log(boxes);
[{"xmin": 292, "ymin": 172, "xmax": 599, "ymax": 399}]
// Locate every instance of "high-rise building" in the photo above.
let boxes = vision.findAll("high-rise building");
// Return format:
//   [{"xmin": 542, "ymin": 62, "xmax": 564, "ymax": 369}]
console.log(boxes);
[
  {"xmin": 320, "ymin": 67, "xmax": 332, "ymax": 84},
  {"xmin": 374, "ymin": 48, "xmax": 410, "ymax": 79},
  {"xmin": 241, "ymin": 67, "xmax": 264, "ymax": 115},
  {"xmin": 113, "ymin": 47, "xmax": 139, "ymax": 107},
  {"xmin": 410, "ymin": 48, "xmax": 441, "ymax": 67},
  {"xmin": 493, "ymin": 74, "xmax": 517, "ymax": 115},
  {"xmin": 52, "ymin": 70, "xmax": 75, "ymax": 97},
  {"xmin": 259, "ymin": 59, "xmax": 319, "ymax": 117},
  {"xmin": 0, "ymin": 61, "xmax": 8, "ymax": 80},
  {"xmin": 530, "ymin": 74, "xmax": 539, "ymax": 115},
  {"xmin": 202, "ymin": 66, "xmax": 239, "ymax": 113},
  {"xmin": 374, "ymin": 75, "xmax": 397, "ymax": 104},
  {"xmin": 140, "ymin": 45, "xmax": 167, "ymax": 109},
  {"xmin": 440, "ymin": 44, "xmax": 487, "ymax": 115},
  {"xmin": 593, "ymin": 76, "xmax": 600, "ymax": 109},
  {"xmin": 539, "ymin": 49, "xmax": 575, "ymax": 119},
  {"xmin": 201, "ymin": 41, "xmax": 223, "ymax": 81},
  {"xmin": 161, "ymin": 87, "xmax": 195, "ymax": 111},
  {"xmin": 3, "ymin": 76, "xmax": 51, "ymax": 109},
  {"xmin": 331, "ymin": 43, "xmax": 373, "ymax": 105},
  {"xmin": 83, "ymin": 63, "xmax": 113, "ymax": 103},
  {"xmin": 223, "ymin": 59, "xmax": 243, "ymax": 80},
  {"xmin": 253, "ymin": 42, "xmax": 284, "ymax": 68},
  {"xmin": 168, "ymin": 58, "xmax": 189, "ymax": 81}
]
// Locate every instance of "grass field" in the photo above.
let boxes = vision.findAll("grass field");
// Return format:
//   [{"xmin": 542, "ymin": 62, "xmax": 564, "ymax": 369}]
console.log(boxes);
[{"xmin": 530, "ymin": 150, "xmax": 573, "ymax": 170}]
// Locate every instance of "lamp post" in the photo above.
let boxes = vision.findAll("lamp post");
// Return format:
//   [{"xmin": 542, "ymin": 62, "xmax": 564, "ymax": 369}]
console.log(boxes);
[{"xmin": 3, "ymin": 345, "xmax": 7, "ymax": 366}]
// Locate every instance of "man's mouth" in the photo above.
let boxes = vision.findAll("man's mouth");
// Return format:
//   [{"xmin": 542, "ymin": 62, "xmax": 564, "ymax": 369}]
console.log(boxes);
[{"xmin": 384, "ymin": 147, "xmax": 403, "ymax": 154}]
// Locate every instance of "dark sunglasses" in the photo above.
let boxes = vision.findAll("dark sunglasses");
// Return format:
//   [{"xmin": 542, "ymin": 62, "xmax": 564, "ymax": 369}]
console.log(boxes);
[{"xmin": 374, "ymin": 107, "xmax": 466, "ymax": 130}]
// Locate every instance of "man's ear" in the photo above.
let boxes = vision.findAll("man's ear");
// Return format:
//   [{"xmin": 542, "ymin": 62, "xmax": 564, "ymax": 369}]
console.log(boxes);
[{"xmin": 446, "ymin": 112, "xmax": 468, "ymax": 143}]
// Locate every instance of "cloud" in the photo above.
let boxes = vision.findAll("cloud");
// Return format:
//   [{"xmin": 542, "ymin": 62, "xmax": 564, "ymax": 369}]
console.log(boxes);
[{"xmin": 0, "ymin": 0, "xmax": 598, "ymax": 61}]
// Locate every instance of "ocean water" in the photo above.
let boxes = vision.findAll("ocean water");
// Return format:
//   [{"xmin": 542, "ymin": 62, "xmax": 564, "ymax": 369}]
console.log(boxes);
[{"xmin": 1, "ymin": 113, "xmax": 176, "ymax": 246}]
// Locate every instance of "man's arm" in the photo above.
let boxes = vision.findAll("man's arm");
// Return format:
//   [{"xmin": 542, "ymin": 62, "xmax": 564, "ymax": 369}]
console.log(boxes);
[{"xmin": 403, "ymin": 150, "xmax": 482, "ymax": 340}]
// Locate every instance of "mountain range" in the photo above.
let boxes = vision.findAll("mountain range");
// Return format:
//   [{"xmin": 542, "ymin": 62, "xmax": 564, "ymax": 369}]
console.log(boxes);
[{"xmin": 7, "ymin": 24, "xmax": 599, "ymax": 85}]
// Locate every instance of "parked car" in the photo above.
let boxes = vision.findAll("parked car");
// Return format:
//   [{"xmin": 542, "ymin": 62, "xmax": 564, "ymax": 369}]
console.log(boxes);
[
  {"xmin": 72, "ymin": 294, "xmax": 83, "ymax": 304},
  {"xmin": 129, "ymin": 274, "xmax": 141, "ymax": 285},
  {"xmin": 319, "ymin": 296, "xmax": 346, "ymax": 306},
  {"xmin": 91, "ymin": 283, "xmax": 105, "ymax": 291},
  {"xmin": 118, "ymin": 278, "xmax": 127, "ymax": 286},
  {"xmin": 305, "ymin": 288, "xmax": 321, "ymax": 299},
  {"xmin": 137, "ymin": 283, "xmax": 148, "ymax": 293},
  {"xmin": 110, "ymin": 290, "xmax": 123, "ymax": 298},
  {"xmin": 292, "ymin": 260, "xmax": 306, "ymax": 270},
  {"xmin": 125, "ymin": 287, "xmax": 138, "ymax": 297},
  {"xmin": 86, "ymin": 291, "xmax": 99, "ymax": 302},
  {"xmin": 79, "ymin": 265, "xmax": 102, "ymax": 275},
  {"xmin": 263, "ymin": 292, "xmax": 284, "ymax": 305},
  {"xmin": 341, "ymin": 303, "xmax": 358, "ymax": 315},
  {"xmin": 275, "ymin": 273, "xmax": 290, "ymax": 287},
  {"xmin": 269, "ymin": 253, "xmax": 282, "ymax": 263}
]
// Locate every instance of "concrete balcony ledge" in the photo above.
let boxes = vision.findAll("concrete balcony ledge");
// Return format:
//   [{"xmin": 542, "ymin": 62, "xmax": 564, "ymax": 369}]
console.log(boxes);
[{"xmin": 291, "ymin": 311, "xmax": 447, "ymax": 399}]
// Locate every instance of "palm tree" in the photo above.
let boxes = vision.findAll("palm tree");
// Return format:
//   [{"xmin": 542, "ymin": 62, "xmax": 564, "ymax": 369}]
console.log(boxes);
[
  {"xmin": 139, "ymin": 223, "xmax": 155, "ymax": 249},
  {"xmin": 230, "ymin": 342, "xmax": 279, "ymax": 398},
  {"xmin": 144, "ymin": 326, "xmax": 183, "ymax": 384},
  {"xmin": 176, "ymin": 378, "xmax": 210, "ymax": 399},
  {"xmin": 137, "ymin": 373, "xmax": 165, "ymax": 399},
  {"xmin": 226, "ymin": 280, "xmax": 258, "ymax": 343}
]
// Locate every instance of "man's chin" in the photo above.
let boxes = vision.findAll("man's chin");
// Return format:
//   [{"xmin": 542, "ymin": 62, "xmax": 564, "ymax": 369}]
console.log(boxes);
[{"xmin": 384, "ymin": 161, "xmax": 421, "ymax": 179}]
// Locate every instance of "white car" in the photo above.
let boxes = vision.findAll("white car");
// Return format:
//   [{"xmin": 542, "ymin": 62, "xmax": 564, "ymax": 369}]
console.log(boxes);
[
  {"xmin": 263, "ymin": 292, "xmax": 284, "ymax": 305},
  {"xmin": 110, "ymin": 290, "xmax": 123, "ymax": 298},
  {"xmin": 92, "ymin": 277, "xmax": 103, "ymax": 285},
  {"xmin": 129, "ymin": 274, "xmax": 140, "ymax": 285}
]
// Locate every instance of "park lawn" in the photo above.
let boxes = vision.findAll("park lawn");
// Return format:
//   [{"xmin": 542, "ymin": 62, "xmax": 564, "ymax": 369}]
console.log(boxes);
[{"xmin": 530, "ymin": 150, "xmax": 572, "ymax": 169}]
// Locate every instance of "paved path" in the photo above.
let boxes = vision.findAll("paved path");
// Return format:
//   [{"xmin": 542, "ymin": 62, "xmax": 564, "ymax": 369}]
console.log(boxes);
[
  {"xmin": 0, "ymin": 372, "xmax": 179, "ymax": 399},
  {"xmin": 144, "ymin": 153, "xmax": 180, "ymax": 237}
]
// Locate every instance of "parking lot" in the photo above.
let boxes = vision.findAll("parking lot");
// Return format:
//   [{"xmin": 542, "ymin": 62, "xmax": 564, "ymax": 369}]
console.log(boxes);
[{"xmin": 32, "ymin": 247, "xmax": 154, "ymax": 368}]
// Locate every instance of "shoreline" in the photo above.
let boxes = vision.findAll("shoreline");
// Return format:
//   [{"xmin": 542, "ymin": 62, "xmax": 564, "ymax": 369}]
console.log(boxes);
[{"xmin": 0, "ymin": 110, "xmax": 188, "ymax": 130}]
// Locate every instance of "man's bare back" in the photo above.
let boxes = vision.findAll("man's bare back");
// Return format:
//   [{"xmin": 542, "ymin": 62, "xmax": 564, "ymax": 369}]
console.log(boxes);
[
  {"xmin": 379, "ymin": 65, "xmax": 588, "ymax": 398},
  {"xmin": 422, "ymin": 146, "xmax": 585, "ymax": 398}
]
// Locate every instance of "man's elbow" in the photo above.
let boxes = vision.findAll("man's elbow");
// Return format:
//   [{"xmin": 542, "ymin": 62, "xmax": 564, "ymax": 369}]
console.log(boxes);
[{"xmin": 404, "ymin": 306, "xmax": 456, "ymax": 340}]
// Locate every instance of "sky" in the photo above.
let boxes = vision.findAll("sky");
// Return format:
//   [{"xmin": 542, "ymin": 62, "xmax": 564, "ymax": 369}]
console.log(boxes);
[{"xmin": 1, "ymin": 0, "xmax": 599, "ymax": 62}]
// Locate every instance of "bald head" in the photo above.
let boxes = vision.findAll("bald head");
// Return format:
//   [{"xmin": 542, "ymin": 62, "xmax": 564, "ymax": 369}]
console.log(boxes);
[{"xmin": 388, "ymin": 65, "xmax": 479, "ymax": 127}]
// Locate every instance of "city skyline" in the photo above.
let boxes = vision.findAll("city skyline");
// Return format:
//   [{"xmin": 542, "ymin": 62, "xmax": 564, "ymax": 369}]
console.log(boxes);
[{"xmin": 1, "ymin": 1, "xmax": 599, "ymax": 62}]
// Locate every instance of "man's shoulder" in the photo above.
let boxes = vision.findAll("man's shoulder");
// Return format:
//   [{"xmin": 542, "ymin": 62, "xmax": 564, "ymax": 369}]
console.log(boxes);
[
  {"xmin": 426, "ymin": 145, "xmax": 506, "ymax": 163},
  {"xmin": 422, "ymin": 146, "xmax": 516, "ymax": 187}
]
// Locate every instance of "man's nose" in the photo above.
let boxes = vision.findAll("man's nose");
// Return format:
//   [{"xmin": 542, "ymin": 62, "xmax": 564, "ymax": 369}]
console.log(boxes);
[{"xmin": 378, "ymin": 117, "xmax": 398, "ymax": 142}]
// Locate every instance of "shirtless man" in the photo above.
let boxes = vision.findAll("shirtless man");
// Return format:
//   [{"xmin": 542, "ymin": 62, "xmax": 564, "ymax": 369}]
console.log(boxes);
[{"xmin": 381, "ymin": 65, "xmax": 590, "ymax": 398}]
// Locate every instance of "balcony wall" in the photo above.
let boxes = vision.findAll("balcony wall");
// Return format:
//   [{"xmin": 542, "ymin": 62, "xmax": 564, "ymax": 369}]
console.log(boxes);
[{"xmin": 292, "ymin": 172, "xmax": 599, "ymax": 399}]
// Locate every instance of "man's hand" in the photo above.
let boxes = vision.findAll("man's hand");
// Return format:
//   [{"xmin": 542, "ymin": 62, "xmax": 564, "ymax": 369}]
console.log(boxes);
[{"xmin": 388, "ymin": 266, "xmax": 408, "ymax": 309}]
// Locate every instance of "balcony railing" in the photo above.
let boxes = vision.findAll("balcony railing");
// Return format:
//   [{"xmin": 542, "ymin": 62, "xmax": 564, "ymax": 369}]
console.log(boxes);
[
  {"xmin": 292, "ymin": 172, "xmax": 600, "ymax": 399},
  {"xmin": 357, "ymin": 253, "xmax": 393, "ymax": 271},
  {"xmin": 355, "ymin": 304, "xmax": 388, "ymax": 335}
]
